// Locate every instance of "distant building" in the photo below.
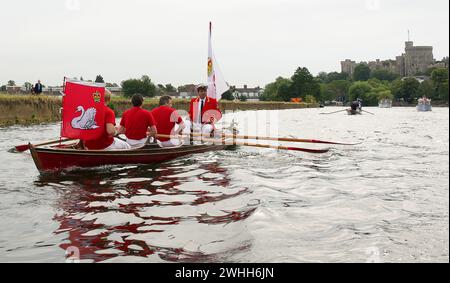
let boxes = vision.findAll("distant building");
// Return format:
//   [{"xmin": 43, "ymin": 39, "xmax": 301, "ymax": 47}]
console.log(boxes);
[
  {"xmin": 233, "ymin": 85, "xmax": 263, "ymax": 100},
  {"xmin": 177, "ymin": 84, "xmax": 197, "ymax": 98},
  {"xmin": 341, "ymin": 59, "xmax": 357, "ymax": 76},
  {"xmin": 341, "ymin": 41, "xmax": 442, "ymax": 78},
  {"xmin": 5, "ymin": 86, "xmax": 22, "ymax": 94}
]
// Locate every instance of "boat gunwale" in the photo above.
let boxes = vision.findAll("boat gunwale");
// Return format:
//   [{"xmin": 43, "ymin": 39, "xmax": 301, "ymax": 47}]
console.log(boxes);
[{"xmin": 31, "ymin": 140, "xmax": 234, "ymax": 156}]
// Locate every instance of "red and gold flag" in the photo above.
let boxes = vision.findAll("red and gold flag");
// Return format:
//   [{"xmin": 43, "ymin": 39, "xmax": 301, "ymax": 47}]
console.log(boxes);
[{"xmin": 61, "ymin": 79, "xmax": 106, "ymax": 140}]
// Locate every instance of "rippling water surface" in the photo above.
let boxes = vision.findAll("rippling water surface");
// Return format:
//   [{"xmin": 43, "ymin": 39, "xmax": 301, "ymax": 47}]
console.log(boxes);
[{"xmin": 0, "ymin": 108, "xmax": 448, "ymax": 263}]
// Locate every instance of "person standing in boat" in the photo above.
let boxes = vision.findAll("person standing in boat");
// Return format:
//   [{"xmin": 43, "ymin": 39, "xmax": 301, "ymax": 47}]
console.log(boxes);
[
  {"xmin": 84, "ymin": 89, "xmax": 131, "ymax": 150},
  {"xmin": 184, "ymin": 84, "xmax": 222, "ymax": 137},
  {"xmin": 118, "ymin": 93, "xmax": 157, "ymax": 148},
  {"xmin": 151, "ymin": 95, "xmax": 185, "ymax": 147}
]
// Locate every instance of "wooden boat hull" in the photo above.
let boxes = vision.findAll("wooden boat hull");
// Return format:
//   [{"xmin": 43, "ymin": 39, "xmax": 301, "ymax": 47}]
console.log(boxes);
[{"xmin": 30, "ymin": 142, "xmax": 234, "ymax": 173}]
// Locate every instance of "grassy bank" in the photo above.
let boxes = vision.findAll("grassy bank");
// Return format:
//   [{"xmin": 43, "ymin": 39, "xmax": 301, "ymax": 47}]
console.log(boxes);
[{"xmin": 0, "ymin": 94, "xmax": 316, "ymax": 127}]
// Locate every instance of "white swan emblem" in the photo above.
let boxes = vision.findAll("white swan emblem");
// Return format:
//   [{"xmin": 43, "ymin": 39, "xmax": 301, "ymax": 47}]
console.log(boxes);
[{"xmin": 71, "ymin": 106, "xmax": 100, "ymax": 130}]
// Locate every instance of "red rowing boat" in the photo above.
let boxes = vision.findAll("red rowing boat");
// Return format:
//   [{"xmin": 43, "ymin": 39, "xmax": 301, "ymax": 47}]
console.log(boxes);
[{"xmin": 30, "ymin": 141, "xmax": 234, "ymax": 173}]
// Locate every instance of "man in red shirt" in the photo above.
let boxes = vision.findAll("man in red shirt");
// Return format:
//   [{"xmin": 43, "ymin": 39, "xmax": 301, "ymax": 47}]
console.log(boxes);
[
  {"xmin": 151, "ymin": 95, "xmax": 185, "ymax": 147},
  {"xmin": 118, "ymin": 94, "xmax": 157, "ymax": 148},
  {"xmin": 185, "ymin": 84, "xmax": 222, "ymax": 137},
  {"xmin": 84, "ymin": 89, "xmax": 131, "ymax": 150}
]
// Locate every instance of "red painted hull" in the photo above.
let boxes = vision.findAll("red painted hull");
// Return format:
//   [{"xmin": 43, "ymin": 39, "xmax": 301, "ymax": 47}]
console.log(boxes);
[{"xmin": 30, "ymin": 143, "xmax": 232, "ymax": 173}]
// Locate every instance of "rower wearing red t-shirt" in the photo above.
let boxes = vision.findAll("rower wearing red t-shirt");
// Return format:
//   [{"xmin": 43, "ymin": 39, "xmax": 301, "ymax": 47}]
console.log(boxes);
[
  {"xmin": 151, "ymin": 95, "xmax": 185, "ymax": 147},
  {"xmin": 184, "ymin": 84, "xmax": 222, "ymax": 136},
  {"xmin": 118, "ymin": 94, "xmax": 157, "ymax": 148},
  {"xmin": 84, "ymin": 89, "xmax": 131, "ymax": 150}
]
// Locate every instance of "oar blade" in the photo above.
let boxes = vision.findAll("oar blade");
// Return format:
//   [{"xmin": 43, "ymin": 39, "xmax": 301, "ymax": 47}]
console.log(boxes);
[
  {"xmin": 14, "ymin": 144, "xmax": 30, "ymax": 152},
  {"xmin": 310, "ymin": 139, "xmax": 362, "ymax": 146},
  {"xmin": 287, "ymin": 146, "xmax": 330, "ymax": 154}
]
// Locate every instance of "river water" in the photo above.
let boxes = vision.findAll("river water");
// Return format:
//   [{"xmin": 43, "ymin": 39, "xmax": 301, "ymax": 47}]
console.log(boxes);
[{"xmin": 0, "ymin": 108, "xmax": 448, "ymax": 263}]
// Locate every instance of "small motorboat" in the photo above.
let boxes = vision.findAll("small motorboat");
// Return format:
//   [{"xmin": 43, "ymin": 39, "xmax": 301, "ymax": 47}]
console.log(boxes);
[
  {"xmin": 416, "ymin": 97, "xmax": 432, "ymax": 112},
  {"xmin": 378, "ymin": 99, "xmax": 392, "ymax": 108}
]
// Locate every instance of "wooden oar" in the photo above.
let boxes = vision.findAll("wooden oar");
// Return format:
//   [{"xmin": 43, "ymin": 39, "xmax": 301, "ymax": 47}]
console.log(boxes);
[
  {"xmin": 320, "ymin": 109, "xmax": 347, "ymax": 115},
  {"xmin": 362, "ymin": 109, "xmax": 375, "ymax": 115},
  {"xmin": 14, "ymin": 138, "xmax": 74, "ymax": 152},
  {"xmin": 188, "ymin": 132, "xmax": 360, "ymax": 146},
  {"xmin": 156, "ymin": 134, "xmax": 330, "ymax": 154}
]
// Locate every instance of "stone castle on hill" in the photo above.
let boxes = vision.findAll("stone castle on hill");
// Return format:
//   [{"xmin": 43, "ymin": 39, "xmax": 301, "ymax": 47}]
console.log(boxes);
[{"xmin": 341, "ymin": 41, "xmax": 449, "ymax": 77}]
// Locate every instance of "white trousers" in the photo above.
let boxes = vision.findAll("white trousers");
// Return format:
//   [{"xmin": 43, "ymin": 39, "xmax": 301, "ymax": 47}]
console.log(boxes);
[
  {"xmin": 158, "ymin": 139, "xmax": 183, "ymax": 148},
  {"xmin": 126, "ymin": 137, "xmax": 147, "ymax": 148},
  {"xmin": 104, "ymin": 138, "xmax": 132, "ymax": 150},
  {"xmin": 183, "ymin": 121, "xmax": 214, "ymax": 136}
]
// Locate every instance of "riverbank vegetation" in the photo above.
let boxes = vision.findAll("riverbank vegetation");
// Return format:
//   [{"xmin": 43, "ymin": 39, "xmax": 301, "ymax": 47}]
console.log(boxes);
[
  {"xmin": 261, "ymin": 65, "xmax": 449, "ymax": 106},
  {"xmin": 0, "ymin": 93, "xmax": 314, "ymax": 126}
]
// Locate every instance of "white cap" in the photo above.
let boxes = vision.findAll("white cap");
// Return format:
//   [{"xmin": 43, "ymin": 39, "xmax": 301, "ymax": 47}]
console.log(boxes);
[{"xmin": 196, "ymin": 83, "xmax": 208, "ymax": 90}]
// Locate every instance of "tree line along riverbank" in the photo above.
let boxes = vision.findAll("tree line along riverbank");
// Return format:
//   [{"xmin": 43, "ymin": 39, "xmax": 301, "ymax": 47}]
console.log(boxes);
[{"xmin": 0, "ymin": 94, "xmax": 317, "ymax": 127}]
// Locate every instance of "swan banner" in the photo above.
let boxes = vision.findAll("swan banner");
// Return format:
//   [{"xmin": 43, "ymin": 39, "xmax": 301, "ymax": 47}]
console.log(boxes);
[
  {"xmin": 207, "ymin": 22, "xmax": 229, "ymax": 101},
  {"xmin": 61, "ymin": 79, "xmax": 106, "ymax": 140}
]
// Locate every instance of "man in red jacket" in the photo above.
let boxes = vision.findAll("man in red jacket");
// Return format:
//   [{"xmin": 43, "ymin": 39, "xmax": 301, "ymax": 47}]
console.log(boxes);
[{"xmin": 185, "ymin": 84, "xmax": 222, "ymax": 137}]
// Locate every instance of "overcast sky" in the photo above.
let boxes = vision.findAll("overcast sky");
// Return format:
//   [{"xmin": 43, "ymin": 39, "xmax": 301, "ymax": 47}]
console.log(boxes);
[{"xmin": 1, "ymin": 0, "xmax": 449, "ymax": 87}]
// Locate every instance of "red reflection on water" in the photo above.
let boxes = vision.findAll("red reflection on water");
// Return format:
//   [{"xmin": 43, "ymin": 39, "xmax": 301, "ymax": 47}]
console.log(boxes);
[{"xmin": 39, "ymin": 161, "xmax": 255, "ymax": 262}]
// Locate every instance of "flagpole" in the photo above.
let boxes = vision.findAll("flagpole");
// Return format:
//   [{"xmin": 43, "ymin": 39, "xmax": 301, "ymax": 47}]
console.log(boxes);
[{"xmin": 60, "ymin": 77, "xmax": 66, "ymax": 145}]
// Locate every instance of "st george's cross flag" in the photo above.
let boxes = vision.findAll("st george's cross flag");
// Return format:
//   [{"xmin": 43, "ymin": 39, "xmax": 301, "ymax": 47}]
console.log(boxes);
[
  {"xmin": 207, "ymin": 22, "xmax": 230, "ymax": 101},
  {"xmin": 61, "ymin": 79, "xmax": 106, "ymax": 140}
]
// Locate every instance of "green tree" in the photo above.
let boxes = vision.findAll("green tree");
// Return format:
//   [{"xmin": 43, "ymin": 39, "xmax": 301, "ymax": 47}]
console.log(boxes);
[
  {"xmin": 377, "ymin": 90, "xmax": 393, "ymax": 100},
  {"xmin": 416, "ymin": 80, "xmax": 434, "ymax": 99},
  {"xmin": 95, "ymin": 75, "xmax": 105, "ymax": 83},
  {"xmin": 317, "ymin": 72, "xmax": 328, "ymax": 83},
  {"xmin": 349, "ymin": 81, "xmax": 375, "ymax": 105},
  {"xmin": 431, "ymin": 68, "xmax": 449, "ymax": 102},
  {"xmin": 321, "ymin": 80, "xmax": 351, "ymax": 102},
  {"xmin": 221, "ymin": 89, "xmax": 235, "ymax": 101},
  {"xmin": 370, "ymin": 69, "xmax": 399, "ymax": 82},
  {"xmin": 238, "ymin": 94, "xmax": 248, "ymax": 102},
  {"xmin": 304, "ymin": 95, "xmax": 317, "ymax": 104},
  {"xmin": 165, "ymin": 84, "xmax": 176, "ymax": 92},
  {"xmin": 390, "ymin": 78, "xmax": 420, "ymax": 103},
  {"xmin": 326, "ymin": 72, "xmax": 349, "ymax": 83},
  {"xmin": 290, "ymin": 67, "xmax": 321, "ymax": 101},
  {"xmin": 261, "ymin": 77, "xmax": 292, "ymax": 101},
  {"xmin": 24, "ymin": 82, "xmax": 32, "ymax": 91},
  {"xmin": 402, "ymin": 78, "xmax": 420, "ymax": 103},
  {"xmin": 7, "ymin": 80, "xmax": 15, "ymax": 86},
  {"xmin": 121, "ymin": 75, "xmax": 157, "ymax": 97},
  {"xmin": 0, "ymin": 85, "xmax": 6, "ymax": 92},
  {"xmin": 353, "ymin": 64, "xmax": 371, "ymax": 81},
  {"xmin": 431, "ymin": 68, "xmax": 449, "ymax": 84}
]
